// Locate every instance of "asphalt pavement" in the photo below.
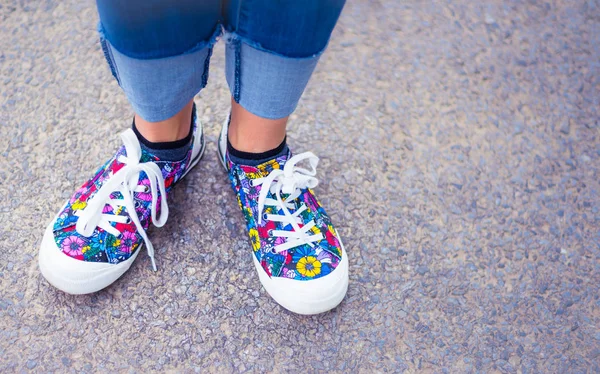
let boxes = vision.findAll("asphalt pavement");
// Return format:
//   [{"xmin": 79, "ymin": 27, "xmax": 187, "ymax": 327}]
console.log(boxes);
[{"xmin": 1, "ymin": 0, "xmax": 599, "ymax": 372}]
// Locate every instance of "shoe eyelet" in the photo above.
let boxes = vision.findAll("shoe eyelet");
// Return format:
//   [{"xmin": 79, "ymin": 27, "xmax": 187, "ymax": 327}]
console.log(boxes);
[
  {"xmin": 143, "ymin": 186, "xmax": 150, "ymax": 193},
  {"xmin": 262, "ymin": 213, "xmax": 269, "ymax": 221},
  {"xmin": 270, "ymin": 248, "xmax": 277, "ymax": 254},
  {"xmin": 267, "ymin": 229, "xmax": 273, "ymax": 236}
]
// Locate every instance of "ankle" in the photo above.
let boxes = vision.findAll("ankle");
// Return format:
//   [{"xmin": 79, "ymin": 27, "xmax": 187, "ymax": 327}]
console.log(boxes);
[
  {"xmin": 228, "ymin": 99, "xmax": 287, "ymax": 153},
  {"xmin": 228, "ymin": 126, "xmax": 286, "ymax": 153},
  {"xmin": 135, "ymin": 100, "xmax": 194, "ymax": 143}
]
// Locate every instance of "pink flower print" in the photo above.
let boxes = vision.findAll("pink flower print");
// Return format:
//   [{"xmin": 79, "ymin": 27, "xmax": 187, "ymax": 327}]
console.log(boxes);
[
  {"xmin": 325, "ymin": 229, "xmax": 338, "ymax": 247},
  {"xmin": 137, "ymin": 178, "xmax": 152, "ymax": 202},
  {"xmin": 61, "ymin": 235, "xmax": 85, "ymax": 257},
  {"xmin": 240, "ymin": 165, "xmax": 257, "ymax": 174},
  {"xmin": 302, "ymin": 192, "xmax": 319, "ymax": 212},
  {"xmin": 273, "ymin": 236, "xmax": 286, "ymax": 247},
  {"xmin": 71, "ymin": 185, "xmax": 87, "ymax": 203},
  {"xmin": 110, "ymin": 159, "xmax": 125, "ymax": 175},
  {"xmin": 119, "ymin": 230, "xmax": 137, "ymax": 254}
]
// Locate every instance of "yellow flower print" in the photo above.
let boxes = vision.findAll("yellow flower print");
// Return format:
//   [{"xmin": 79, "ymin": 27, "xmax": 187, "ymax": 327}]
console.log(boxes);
[
  {"xmin": 112, "ymin": 239, "xmax": 121, "ymax": 247},
  {"xmin": 71, "ymin": 199, "xmax": 87, "ymax": 211},
  {"xmin": 243, "ymin": 206, "xmax": 253, "ymax": 222},
  {"xmin": 81, "ymin": 245, "xmax": 90, "ymax": 254},
  {"xmin": 246, "ymin": 171, "xmax": 262, "ymax": 179},
  {"xmin": 311, "ymin": 226, "xmax": 321, "ymax": 235},
  {"xmin": 296, "ymin": 256, "xmax": 322, "ymax": 278},
  {"xmin": 257, "ymin": 160, "xmax": 280, "ymax": 175},
  {"xmin": 248, "ymin": 228, "xmax": 261, "ymax": 252}
]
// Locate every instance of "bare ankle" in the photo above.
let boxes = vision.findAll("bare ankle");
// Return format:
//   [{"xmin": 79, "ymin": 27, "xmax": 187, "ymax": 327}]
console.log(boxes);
[
  {"xmin": 228, "ymin": 99, "xmax": 287, "ymax": 153},
  {"xmin": 135, "ymin": 100, "xmax": 194, "ymax": 143}
]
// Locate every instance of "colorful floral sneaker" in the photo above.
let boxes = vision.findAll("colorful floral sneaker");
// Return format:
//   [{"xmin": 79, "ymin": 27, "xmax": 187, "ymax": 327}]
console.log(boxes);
[
  {"xmin": 38, "ymin": 111, "xmax": 205, "ymax": 294},
  {"xmin": 218, "ymin": 117, "xmax": 349, "ymax": 315}
]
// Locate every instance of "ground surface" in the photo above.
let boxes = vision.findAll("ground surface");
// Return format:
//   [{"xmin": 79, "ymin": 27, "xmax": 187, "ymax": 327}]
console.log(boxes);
[{"xmin": 1, "ymin": 0, "xmax": 599, "ymax": 373}]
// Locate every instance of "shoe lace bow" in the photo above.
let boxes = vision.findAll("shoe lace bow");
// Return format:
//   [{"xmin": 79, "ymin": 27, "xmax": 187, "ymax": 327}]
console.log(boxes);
[
  {"xmin": 252, "ymin": 152, "xmax": 324, "ymax": 253},
  {"xmin": 74, "ymin": 129, "xmax": 168, "ymax": 271}
]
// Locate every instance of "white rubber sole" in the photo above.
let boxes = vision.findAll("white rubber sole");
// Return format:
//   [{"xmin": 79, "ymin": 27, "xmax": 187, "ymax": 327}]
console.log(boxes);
[
  {"xmin": 218, "ymin": 116, "xmax": 349, "ymax": 314},
  {"xmin": 38, "ymin": 120, "xmax": 206, "ymax": 295},
  {"xmin": 39, "ymin": 223, "xmax": 142, "ymax": 294},
  {"xmin": 253, "ymin": 236, "xmax": 349, "ymax": 315}
]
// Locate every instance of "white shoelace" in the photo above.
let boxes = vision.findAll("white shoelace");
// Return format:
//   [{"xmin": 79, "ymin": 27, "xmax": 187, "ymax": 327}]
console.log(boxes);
[
  {"xmin": 74, "ymin": 129, "xmax": 168, "ymax": 271},
  {"xmin": 252, "ymin": 152, "xmax": 324, "ymax": 253}
]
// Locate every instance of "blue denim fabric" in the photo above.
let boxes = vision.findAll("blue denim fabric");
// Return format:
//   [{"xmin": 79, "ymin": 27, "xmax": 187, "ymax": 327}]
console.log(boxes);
[
  {"xmin": 99, "ymin": 25, "xmax": 220, "ymax": 122},
  {"xmin": 96, "ymin": 0, "xmax": 345, "ymax": 121},
  {"xmin": 224, "ymin": 36, "xmax": 321, "ymax": 119},
  {"xmin": 96, "ymin": 0, "xmax": 221, "ymax": 59},
  {"xmin": 223, "ymin": 0, "xmax": 346, "ymax": 58}
]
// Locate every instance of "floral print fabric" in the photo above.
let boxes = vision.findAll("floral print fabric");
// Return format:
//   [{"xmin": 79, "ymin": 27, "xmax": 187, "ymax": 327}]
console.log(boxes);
[
  {"xmin": 52, "ymin": 134, "xmax": 195, "ymax": 264},
  {"xmin": 226, "ymin": 152, "xmax": 343, "ymax": 281}
]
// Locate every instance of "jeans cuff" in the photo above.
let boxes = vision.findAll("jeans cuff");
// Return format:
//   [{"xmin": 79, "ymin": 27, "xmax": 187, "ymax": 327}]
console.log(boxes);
[
  {"xmin": 224, "ymin": 32, "xmax": 322, "ymax": 120},
  {"xmin": 98, "ymin": 23, "xmax": 221, "ymax": 122}
]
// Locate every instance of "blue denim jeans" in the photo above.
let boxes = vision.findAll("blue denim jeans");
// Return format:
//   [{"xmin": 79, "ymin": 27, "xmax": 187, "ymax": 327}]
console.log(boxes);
[{"xmin": 96, "ymin": 0, "xmax": 345, "ymax": 122}]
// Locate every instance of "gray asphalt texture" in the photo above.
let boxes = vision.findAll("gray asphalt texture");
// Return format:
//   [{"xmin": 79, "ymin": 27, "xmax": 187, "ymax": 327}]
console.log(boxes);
[{"xmin": 1, "ymin": 0, "xmax": 599, "ymax": 372}]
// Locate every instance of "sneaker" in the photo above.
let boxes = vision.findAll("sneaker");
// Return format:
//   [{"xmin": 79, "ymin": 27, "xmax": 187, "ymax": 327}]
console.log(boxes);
[
  {"xmin": 38, "ymin": 109, "xmax": 205, "ymax": 294},
  {"xmin": 217, "ymin": 116, "xmax": 349, "ymax": 315}
]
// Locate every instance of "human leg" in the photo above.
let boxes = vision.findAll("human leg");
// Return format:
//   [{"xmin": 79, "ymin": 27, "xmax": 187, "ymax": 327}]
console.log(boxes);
[
  {"xmin": 224, "ymin": 0, "xmax": 345, "ymax": 152},
  {"xmin": 218, "ymin": 0, "xmax": 349, "ymax": 314},
  {"xmin": 39, "ymin": 0, "xmax": 221, "ymax": 294}
]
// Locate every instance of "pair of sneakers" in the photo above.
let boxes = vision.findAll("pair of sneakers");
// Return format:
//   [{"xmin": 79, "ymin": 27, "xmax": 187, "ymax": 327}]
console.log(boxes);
[{"xmin": 38, "ymin": 107, "xmax": 349, "ymax": 315}]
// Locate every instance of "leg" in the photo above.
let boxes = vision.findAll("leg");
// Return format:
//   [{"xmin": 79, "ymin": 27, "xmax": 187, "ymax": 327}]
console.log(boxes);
[
  {"xmin": 224, "ymin": 0, "xmax": 346, "ymax": 153},
  {"xmin": 97, "ymin": 0, "xmax": 221, "ymax": 141},
  {"xmin": 134, "ymin": 100, "xmax": 194, "ymax": 143},
  {"xmin": 220, "ymin": 0, "xmax": 348, "ymax": 315},
  {"xmin": 228, "ymin": 99, "xmax": 287, "ymax": 153},
  {"xmin": 39, "ymin": 1, "xmax": 221, "ymax": 294}
]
